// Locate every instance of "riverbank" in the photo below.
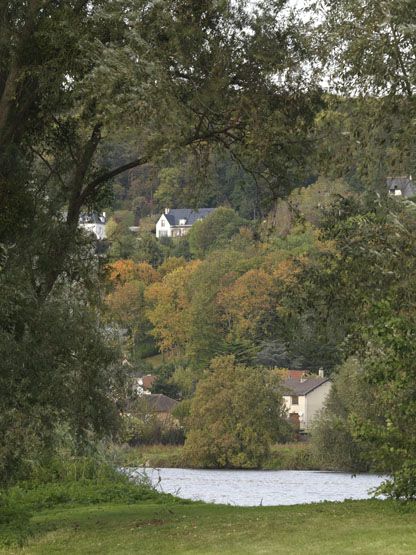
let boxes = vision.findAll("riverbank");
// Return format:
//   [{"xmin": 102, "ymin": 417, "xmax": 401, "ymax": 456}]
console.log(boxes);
[
  {"xmin": 3, "ymin": 493, "xmax": 416, "ymax": 554},
  {"xmin": 110, "ymin": 442, "xmax": 326, "ymax": 471}
]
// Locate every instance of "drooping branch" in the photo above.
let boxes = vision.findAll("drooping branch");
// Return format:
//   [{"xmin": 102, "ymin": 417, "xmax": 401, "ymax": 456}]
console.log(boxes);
[
  {"xmin": 78, "ymin": 121, "xmax": 245, "ymax": 205},
  {"xmin": 83, "ymin": 155, "xmax": 150, "ymax": 197}
]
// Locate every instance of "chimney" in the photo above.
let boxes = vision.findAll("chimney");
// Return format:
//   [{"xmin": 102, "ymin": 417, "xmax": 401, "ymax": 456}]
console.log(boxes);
[
  {"xmin": 318, "ymin": 368, "xmax": 325, "ymax": 378},
  {"xmin": 165, "ymin": 207, "xmax": 170, "ymax": 214}
]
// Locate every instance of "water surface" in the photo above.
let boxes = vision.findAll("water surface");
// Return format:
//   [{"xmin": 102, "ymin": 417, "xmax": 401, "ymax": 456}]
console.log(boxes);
[{"xmin": 130, "ymin": 468, "xmax": 386, "ymax": 506}]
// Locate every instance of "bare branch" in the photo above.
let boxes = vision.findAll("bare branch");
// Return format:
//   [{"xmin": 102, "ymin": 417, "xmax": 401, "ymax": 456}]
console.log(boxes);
[{"xmin": 29, "ymin": 145, "xmax": 67, "ymax": 189}]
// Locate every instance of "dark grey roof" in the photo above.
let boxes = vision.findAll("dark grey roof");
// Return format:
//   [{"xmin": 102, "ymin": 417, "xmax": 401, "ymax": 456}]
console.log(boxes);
[
  {"xmin": 282, "ymin": 376, "xmax": 330, "ymax": 396},
  {"xmin": 386, "ymin": 177, "xmax": 416, "ymax": 198},
  {"xmin": 164, "ymin": 208, "xmax": 214, "ymax": 226},
  {"xmin": 79, "ymin": 212, "xmax": 106, "ymax": 224},
  {"xmin": 144, "ymin": 394, "xmax": 178, "ymax": 413},
  {"xmin": 123, "ymin": 393, "xmax": 178, "ymax": 414}
]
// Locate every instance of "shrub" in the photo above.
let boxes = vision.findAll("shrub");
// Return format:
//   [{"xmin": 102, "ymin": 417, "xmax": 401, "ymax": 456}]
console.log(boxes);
[
  {"xmin": 184, "ymin": 356, "xmax": 291, "ymax": 468},
  {"xmin": 310, "ymin": 358, "xmax": 373, "ymax": 472},
  {"xmin": 120, "ymin": 414, "xmax": 185, "ymax": 446}
]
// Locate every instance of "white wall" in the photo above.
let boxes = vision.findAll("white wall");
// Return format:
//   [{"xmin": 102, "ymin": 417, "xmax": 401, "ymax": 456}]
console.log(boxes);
[
  {"xmin": 80, "ymin": 222, "xmax": 106, "ymax": 240},
  {"xmin": 156, "ymin": 214, "xmax": 172, "ymax": 238},
  {"xmin": 283, "ymin": 381, "xmax": 332, "ymax": 431},
  {"xmin": 304, "ymin": 381, "xmax": 332, "ymax": 429},
  {"xmin": 283, "ymin": 394, "xmax": 307, "ymax": 429}
]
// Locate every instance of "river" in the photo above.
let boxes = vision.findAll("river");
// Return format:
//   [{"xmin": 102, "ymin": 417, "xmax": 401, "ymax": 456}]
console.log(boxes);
[{"xmin": 129, "ymin": 468, "xmax": 386, "ymax": 507}]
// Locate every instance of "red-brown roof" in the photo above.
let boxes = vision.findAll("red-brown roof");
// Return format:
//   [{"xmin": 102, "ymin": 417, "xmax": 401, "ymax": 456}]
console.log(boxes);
[
  {"xmin": 142, "ymin": 375, "xmax": 157, "ymax": 390},
  {"xmin": 286, "ymin": 370, "xmax": 307, "ymax": 380}
]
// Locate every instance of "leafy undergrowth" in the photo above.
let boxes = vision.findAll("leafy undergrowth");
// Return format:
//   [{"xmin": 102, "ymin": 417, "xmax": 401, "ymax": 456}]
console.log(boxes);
[
  {"xmin": 110, "ymin": 444, "xmax": 185, "ymax": 468},
  {"xmin": 109, "ymin": 442, "xmax": 324, "ymax": 471},
  {"xmin": 264, "ymin": 442, "xmax": 322, "ymax": 470}
]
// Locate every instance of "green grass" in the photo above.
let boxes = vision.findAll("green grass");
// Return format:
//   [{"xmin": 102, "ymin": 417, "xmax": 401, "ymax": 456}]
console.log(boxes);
[
  {"xmin": 4, "ymin": 498, "xmax": 416, "ymax": 554},
  {"xmin": 0, "ymin": 458, "xmax": 178, "ymax": 549},
  {"xmin": 3, "ymin": 455, "xmax": 408, "ymax": 554}
]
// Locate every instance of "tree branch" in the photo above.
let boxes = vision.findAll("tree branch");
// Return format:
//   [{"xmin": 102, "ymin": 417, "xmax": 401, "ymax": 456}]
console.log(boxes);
[
  {"xmin": 29, "ymin": 145, "xmax": 67, "ymax": 189},
  {"xmin": 66, "ymin": 123, "xmax": 102, "ymax": 225},
  {"xmin": 84, "ymin": 155, "xmax": 150, "ymax": 195}
]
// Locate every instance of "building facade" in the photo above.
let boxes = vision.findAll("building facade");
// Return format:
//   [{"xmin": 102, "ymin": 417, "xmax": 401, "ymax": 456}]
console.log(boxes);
[{"xmin": 156, "ymin": 208, "xmax": 214, "ymax": 238}]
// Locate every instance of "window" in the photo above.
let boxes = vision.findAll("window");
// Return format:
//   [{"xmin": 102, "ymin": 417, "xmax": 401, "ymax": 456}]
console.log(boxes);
[
  {"xmin": 161, "ymin": 219, "xmax": 165, "ymax": 227},
  {"xmin": 291, "ymin": 395, "xmax": 299, "ymax": 405}
]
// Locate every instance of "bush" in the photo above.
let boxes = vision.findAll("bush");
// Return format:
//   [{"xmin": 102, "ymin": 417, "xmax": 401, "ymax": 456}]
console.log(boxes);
[
  {"xmin": 120, "ymin": 414, "xmax": 185, "ymax": 446},
  {"xmin": 0, "ymin": 494, "xmax": 31, "ymax": 548},
  {"xmin": 310, "ymin": 358, "xmax": 373, "ymax": 472},
  {"xmin": 184, "ymin": 356, "xmax": 291, "ymax": 468},
  {"xmin": 265, "ymin": 443, "xmax": 321, "ymax": 470}
]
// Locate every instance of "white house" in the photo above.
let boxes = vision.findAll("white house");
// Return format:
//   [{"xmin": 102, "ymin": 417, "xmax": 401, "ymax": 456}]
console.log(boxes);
[
  {"xmin": 79, "ymin": 212, "xmax": 107, "ymax": 240},
  {"xmin": 281, "ymin": 370, "xmax": 331, "ymax": 432},
  {"xmin": 156, "ymin": 208, "xmax": 214, "ymax": 238},
  {"xmin": 387, "ymin": 176, "xmax": 416, "ymax": 198}
]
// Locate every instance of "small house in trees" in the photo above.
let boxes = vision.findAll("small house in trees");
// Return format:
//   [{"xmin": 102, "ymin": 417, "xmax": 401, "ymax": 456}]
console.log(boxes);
[
  {"xmin": 123, "ymin": 393, "xmax": 179, "ymax": 430},
  {"xmin": 387, "ymin": 176, "xmax": 416, "ymax": 198},
  {"xmin": 131, "ymin": 374, "xmax": 157, "ymax": 396},
  {"xmin": 155, "ymin": 208, "xmax": 214, "ymax": 238},
  {"xmin": 281, "ymin": 370, "xmax": 331, "ymax": 432},
  {"xmin": 146, "ymin": 393, "xmax": 178, "ymax": 417},
  {"xmin": 79, "ymin": 212, "xmax": 107, "ymax": 240},
  {"xmin": 137, "ymin": 393, "xmax": 179, "ymax": 425}
]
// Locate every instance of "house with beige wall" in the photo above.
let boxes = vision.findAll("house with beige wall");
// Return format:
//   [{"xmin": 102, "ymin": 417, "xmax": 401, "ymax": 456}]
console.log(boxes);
[{"xmin": 281, "ymin": 371, "xmax": 331, "ymax": 432}]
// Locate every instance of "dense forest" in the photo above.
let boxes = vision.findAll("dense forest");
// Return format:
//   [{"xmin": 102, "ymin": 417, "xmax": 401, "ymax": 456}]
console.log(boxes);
[{"xmin": 1, "ymin": 0, "xmax": 416, "ymax": 500}]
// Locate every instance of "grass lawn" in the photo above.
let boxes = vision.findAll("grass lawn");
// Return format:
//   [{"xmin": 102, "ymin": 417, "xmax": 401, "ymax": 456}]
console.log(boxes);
[{"xmin": 5, "ymin": 499, "xmax": 416, "ymax": 554}]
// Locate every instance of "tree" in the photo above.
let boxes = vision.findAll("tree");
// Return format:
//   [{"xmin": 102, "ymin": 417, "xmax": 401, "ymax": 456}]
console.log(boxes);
[
  {"xmin": 0, "ymin": 268, "xmax": 123, "ymax": 485},
  {"xmin": 351, "ymin": 307, "xmax": 416, "ymax": 499},
  {"xmin": 145, "ymin": 261, "xmax": 201, "ymax": 354},
  {"xmin": 318, "ymin": 0, "xmax": 416, "ymax": 98},
  {"xmin": 107, "ymin": 260, "xmax": 160, "ymax": 287},
  {"xmin": 0, "ymin": 0, "xmax": 320, "ymax": 482},
  {"xmin": 311, "ymin": 358, "xmax": 375, "ymax": 473},
  {"xmin": 314, "ymin": 1, "xmax": 416, "ymax": 188},
  {"xmin": 158, "ymin": 257, "xmax": 187, "ymax": 277},
  {"xmin": 184, "ymin": 355, "xmax": 290, "ymax": 468},
  {"xmin": 1, "ymin": 0, "xmax": 322, "ymax": 299},
  {"xmin": 295, "ymin": 195, "xmax": 416, "ymax": 496},
  {"xmin": 216, "ymin": 268, "xmax": 278, "ymax": 347},
  {"xmin": 106, "ymin": 280, "xmax": 145, "ymax": 331},
  {"xmin": 188, "ymin": 207, "xmax": 248, "ymax": 258},
  {"xmin": 186, "ymin": 249, "xmax": 248, "ymax": 365}
]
